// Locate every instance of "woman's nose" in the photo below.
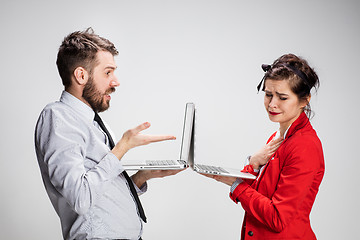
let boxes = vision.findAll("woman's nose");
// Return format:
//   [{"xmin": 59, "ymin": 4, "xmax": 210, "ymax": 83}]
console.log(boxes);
[{"xmin": 269, "ymin": 98, "xmax": 278, "ymax": 108}]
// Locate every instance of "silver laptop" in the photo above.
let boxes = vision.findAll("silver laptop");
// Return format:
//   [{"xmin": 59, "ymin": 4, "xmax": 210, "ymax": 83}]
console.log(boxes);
[
  {"xmin": 123, "ymin": 103, "xmax": 195, "ymax": 170},
  {"xmin": 189, "ymin": 105, "xmax": 256, "ymax": 179}
]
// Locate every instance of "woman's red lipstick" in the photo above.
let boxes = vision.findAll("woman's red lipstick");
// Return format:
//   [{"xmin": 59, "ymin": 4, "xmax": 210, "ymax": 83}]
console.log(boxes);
[{"xmin": 269, "ymin": 111, "xmax": 280, "ymax": 115}]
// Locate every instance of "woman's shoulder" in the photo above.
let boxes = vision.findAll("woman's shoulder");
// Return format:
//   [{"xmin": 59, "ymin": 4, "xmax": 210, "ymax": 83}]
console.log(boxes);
[
  {"xmin": 286, "ymin": 128, "xmax": 321, "ymax": 149},
  {"xmin": 281, "ymin": 128, "xmax": 323, "ymax": 165}
]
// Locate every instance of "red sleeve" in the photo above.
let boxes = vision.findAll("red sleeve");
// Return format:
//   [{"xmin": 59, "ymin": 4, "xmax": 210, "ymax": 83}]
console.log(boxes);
[{"xmin": 231, "ymin": 136, "xmax": 324, "ymax": 232}]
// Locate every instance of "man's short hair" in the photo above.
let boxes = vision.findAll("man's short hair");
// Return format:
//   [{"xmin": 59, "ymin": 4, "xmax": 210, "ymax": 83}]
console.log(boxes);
[{"xmin": 56, "ymin": 27, "xmax": 119, "ymax": 88}]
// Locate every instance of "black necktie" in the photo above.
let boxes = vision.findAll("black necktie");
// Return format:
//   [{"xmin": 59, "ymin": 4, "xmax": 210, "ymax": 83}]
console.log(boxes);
[{"xmin": 94, "ymin": 112, "xmax": 147, "ymax": 223}]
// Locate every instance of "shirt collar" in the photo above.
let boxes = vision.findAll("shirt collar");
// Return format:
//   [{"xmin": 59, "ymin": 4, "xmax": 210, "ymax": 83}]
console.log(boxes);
[
  {"xmin": 274, "ymin": 112, "xmax": 309, "ymax": 140},
  {"xmin": 275, "ymin": 125, "xmax": 290, "ymax": 139},
  {"xmin": 284, "ymin": 112, "xmax": 309, "ymax": 139},
  {"xmin": 60, "ymin": 91, "xmax": 95, "ymax": 122}
]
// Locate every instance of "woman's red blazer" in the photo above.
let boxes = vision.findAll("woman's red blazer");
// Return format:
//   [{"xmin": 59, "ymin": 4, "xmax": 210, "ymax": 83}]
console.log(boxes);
[{"xmin": 230, "ymin": 112, "xmax": 325, "ymax": 239}]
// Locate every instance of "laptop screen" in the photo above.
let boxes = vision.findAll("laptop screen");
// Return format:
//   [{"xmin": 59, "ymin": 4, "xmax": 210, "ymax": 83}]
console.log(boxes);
[{"xmin": 179, "ymin": 103, "xmax": 195, "ymax": 162}]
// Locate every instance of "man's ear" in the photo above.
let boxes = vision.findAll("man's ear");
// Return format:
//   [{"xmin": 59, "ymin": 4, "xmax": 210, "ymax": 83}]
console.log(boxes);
[{"xmin": 73, "ymin": 67, "xmax": 89, "ymax": 85}]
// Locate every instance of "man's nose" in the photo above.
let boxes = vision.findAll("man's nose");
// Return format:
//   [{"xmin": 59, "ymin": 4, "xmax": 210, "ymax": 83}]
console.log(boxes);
[{"xmin": 111, "ymin": 76, "xmax": 120, "ymax": 87}]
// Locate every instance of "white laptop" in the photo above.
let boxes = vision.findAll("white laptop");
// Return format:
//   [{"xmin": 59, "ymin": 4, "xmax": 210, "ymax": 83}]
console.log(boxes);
[
  {"xmin": 122, "ymin": 103, "xmax": 195, "ymax": 170},
  {"xmin": 188, "ymin": 105, "xmax": 256, "ymax": 179}
]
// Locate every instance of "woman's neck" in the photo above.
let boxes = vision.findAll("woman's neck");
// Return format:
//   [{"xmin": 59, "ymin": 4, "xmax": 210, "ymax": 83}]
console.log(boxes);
[
  {"xmin": 279, "ymin": 113, "xmax": 302, "ymax": 137},
  {"xmin": 279, "ymin": 126, "xmax": 288, "ymax": 138},
  {"xmin": 279, "ymin": 121, "xmax": 293, "ymax": 138}
]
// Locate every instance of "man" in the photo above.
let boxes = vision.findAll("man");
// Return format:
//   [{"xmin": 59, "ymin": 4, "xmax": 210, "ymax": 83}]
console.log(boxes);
[{"xmin": 35, "ymin": 28, "xmax": 182, "ymax": 240}]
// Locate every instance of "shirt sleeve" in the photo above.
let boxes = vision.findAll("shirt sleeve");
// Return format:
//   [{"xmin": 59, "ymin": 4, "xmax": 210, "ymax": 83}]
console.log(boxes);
[
  {"xmin": 35, "ymin": 108, "xmax": 124, "ymax": 215},
  {"xmin": 230, "ymin": 178, "xmax": 243, "ymax": 193},
  {"xmin": 230, "ymin": 137, "xmax": 323, "ymax": 232},
  {"xmin": 134, "ymin": 180, "xmax": 148, "ymax": 196}
]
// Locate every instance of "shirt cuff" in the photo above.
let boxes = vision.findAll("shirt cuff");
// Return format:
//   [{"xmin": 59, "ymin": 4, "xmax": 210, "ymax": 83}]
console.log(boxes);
[
  {"xmin": 230, "ymin": 178, "xmax": 243, "ymax": 193},
  {"xmin": 229, "ymin": 181, "xmax": 249, "ymax": 203},
  {"xmin": 135, "ymin": 181, "xmax": 148, "ymax": 196},
  {"xmin": 95, "ymin": 152, "xmax": 125, "ymax": 178}
]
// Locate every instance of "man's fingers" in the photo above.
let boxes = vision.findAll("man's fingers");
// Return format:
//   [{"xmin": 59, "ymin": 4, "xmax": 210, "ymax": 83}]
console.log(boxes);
[
  {"xmin": 161, "ymin": 169, "xmax": 184, "ymax": 176},
  {"xmin": 199, "ymin": 173, "xmax": 216, "ymax": 179},
  {"xmin": 147, "ymin": 168, "xmax": 186, "ymax": 179},
  {"xmin": 146, "ymin": 135, "xmax": 176, "ymax": 143},
  {"xmin": 132, "ymin": 122, "xmax": 151, "ymax": 134},
  {"xmin": 131, "ymin": 123, "xmax": 176, "ymax": 142}
]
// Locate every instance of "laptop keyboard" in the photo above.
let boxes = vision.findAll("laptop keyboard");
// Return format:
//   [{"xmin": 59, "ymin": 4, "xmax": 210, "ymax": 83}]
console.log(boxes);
[
  {"xmin": 146, "ymin": 160, "xmax": 178, "ymax": 166},
  {"xmin": 195, "ymin": 164, "xmax": 229, "ymax": 174}
]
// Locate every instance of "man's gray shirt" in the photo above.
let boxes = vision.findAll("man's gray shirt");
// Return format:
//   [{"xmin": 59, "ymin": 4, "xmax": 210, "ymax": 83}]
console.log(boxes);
[{"xmin": 35, "ymin": 91, "xmax": 146, "ymax": 240}]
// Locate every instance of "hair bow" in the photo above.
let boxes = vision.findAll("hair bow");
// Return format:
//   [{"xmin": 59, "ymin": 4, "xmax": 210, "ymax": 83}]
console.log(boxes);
[
  {"xmin": 257, "ymin": 64, "xmax": 271, "ymax": 92},
  {"xmin": 261, "ymin": 64, "xmax": 271, "ymax": 72}
]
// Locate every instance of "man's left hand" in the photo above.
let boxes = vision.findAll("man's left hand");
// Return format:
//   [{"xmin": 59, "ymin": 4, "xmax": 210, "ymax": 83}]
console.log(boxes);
[{"xmin": 131, "ymin": 168, "xmax": 186, "ymax": 188}]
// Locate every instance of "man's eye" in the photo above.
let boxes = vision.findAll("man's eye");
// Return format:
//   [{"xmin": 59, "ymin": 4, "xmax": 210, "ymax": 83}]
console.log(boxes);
[
  {"xmin": 106, "ymin": 71, "xmax": 110, "ymax": 75},
  {"xmin": 280, "ymin": 97, "xmax": 288, "ymax": 101},
  {"xmin": 265, "ymin": 94, "xmax": 272, "ymax": 98}
]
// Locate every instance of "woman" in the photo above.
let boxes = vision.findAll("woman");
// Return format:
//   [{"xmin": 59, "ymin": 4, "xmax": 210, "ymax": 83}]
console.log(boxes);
[{"xmin": 203, "ymin": 53, "xmax": 324, "ymax": 239}]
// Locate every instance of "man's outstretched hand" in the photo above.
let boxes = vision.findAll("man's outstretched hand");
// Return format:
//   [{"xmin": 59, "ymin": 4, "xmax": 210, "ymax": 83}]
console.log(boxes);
[{"xmin": 112, "ymin": 122, "xmax": 176, "ymax": 160}]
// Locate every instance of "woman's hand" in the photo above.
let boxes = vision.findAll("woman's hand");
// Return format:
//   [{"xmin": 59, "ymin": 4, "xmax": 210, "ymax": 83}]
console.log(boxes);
[
  {"xmin": 200, "ymin": 173, "xmax": 238, "ymax": 186},
  {"xmin": 250, "ymin": 137, "xmax": 283, "ymax": 170}
]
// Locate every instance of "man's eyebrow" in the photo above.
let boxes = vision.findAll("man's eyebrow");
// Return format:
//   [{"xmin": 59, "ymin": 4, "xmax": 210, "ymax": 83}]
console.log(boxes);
[{"xmin": 104, "ymin": 65, "xmax": 117, "ymax": 70}]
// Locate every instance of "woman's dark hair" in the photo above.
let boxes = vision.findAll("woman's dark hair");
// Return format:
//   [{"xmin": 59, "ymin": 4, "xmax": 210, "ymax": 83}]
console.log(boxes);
[
  {"xmin": 56, "ymin": 27, "xmax": 119, "ymax": 88},
  {"xmin": 260, "ymin": 53, "xmax": 319, "ymax": 118}
]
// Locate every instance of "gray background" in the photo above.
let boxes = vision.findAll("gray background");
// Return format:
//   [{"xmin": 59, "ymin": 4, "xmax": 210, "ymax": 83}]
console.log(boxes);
[{"xmin": 1, "ymin": 0, "xmax": 359, "ymax": 239}]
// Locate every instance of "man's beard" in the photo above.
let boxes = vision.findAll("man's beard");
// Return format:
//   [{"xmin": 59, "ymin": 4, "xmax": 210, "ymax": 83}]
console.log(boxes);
[{"xmin": 82, "ymin": 75, "xmax": 115, "ymax": 113}]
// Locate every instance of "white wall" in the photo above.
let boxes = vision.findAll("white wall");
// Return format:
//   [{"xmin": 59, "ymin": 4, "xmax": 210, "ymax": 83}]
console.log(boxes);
[{"xmin": 0, "ymin": 0, "xmax": 359, "ymax": 239}]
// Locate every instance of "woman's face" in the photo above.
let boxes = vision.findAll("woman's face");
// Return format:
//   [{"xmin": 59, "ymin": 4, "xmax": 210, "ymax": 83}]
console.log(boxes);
[{"xmin": 264, "ymin": 79, "xmax": 308, "ymax": 130}]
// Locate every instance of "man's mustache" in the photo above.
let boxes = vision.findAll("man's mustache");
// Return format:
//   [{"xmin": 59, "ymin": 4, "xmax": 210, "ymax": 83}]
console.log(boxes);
[{"xmin": 106, "ymin": 88, "xmax": 116, "ymax": 95}]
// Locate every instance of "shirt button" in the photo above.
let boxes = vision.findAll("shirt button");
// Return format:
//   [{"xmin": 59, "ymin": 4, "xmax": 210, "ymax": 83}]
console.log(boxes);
[{"xmin": 248, "ymin": 231, "xmax": 254, "ymax": 236}]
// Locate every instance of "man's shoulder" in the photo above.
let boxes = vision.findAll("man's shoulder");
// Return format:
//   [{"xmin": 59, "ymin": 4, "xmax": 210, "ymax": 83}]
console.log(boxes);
[
  {"xmin": 38, "ymin": 100, "xmax": 82, "ymax": 125},
  {"xmin": 40, "ymin": 101, "xmax": 68, "ymax": 117}
]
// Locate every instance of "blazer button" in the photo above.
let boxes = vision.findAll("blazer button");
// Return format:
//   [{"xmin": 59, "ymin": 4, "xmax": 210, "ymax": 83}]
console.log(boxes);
[{"xmin": 248, "ymin": 231, "xmax": 254, "ymax": 236}]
